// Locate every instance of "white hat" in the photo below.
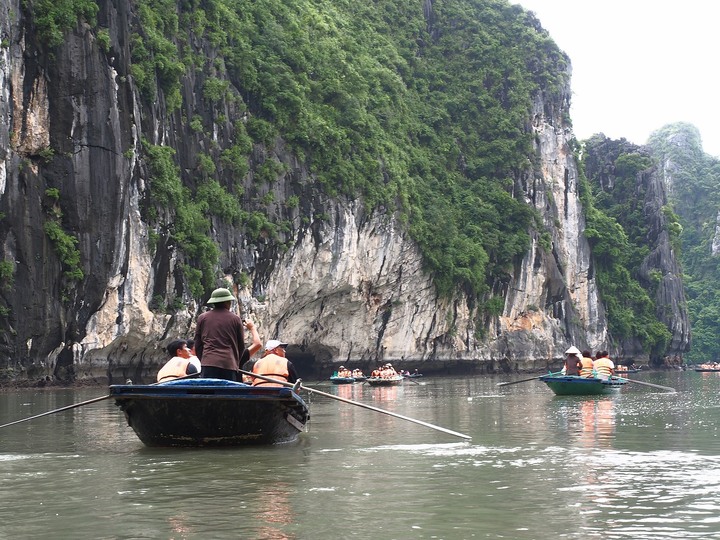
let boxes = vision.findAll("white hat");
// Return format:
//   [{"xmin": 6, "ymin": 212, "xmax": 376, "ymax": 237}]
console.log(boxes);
[
  {"xmin": 565, "ymin": 346, "xmax": 581, "ymax": 355},
  {"xmin": 265, "ymin": 339, "xmax": 288, "ymax": 350}
]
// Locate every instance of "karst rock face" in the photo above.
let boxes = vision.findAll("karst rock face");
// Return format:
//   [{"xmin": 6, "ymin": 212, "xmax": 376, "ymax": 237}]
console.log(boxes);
[
  {"xmin": 0, "ymin": 1, "xmax": 685, "ymax": 383},
  {"xmin": 582, "ymin": 136, "xmax": 691, "ymax": 361}
]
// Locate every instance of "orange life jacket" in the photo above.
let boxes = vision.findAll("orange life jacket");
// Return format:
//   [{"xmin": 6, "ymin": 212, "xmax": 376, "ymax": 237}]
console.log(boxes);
[
  {"xmin": 157, "ymin": 357, "xmax": 193, "ymax": 382},
  {"xmin": 252, "ymin": 354, "xmax": 290, "ymax": 387},
  {"xmin": 594, "ymin": 357, "xmax": 614, "ymax": 379},
  {"xmin": 580, "ymin": 356, "xmax": 594, "ymax": 377}
]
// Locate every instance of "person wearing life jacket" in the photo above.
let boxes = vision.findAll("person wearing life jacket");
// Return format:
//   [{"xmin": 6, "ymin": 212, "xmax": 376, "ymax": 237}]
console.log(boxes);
[
  {"xmin": 563, "ymin": 346, "xmax": 583, "ymax": 376},
  {"xmin": 157, "ymin": 339, "xmax": 200, "ymax": 382},
  {"xmin": 593, "ymin": 350, "xmax": 615, "ymax": 380},
  {"xmin": 580, "ymin": 350, "xmax": 595, "ymax": 377},
  {"xmin": 239, "ymin": 319, "xmax": 263, "ymax": 384},
  {"xmin": 185, "ymin": 339, "xmax": 202, "ymax": 373},
  {"xmin": 337, "ymin": 366, "xmax": 352, "ymax": 378},
  {"xmin": 251, "ymin": 339, "xmax": 299, "ymax": 387}
]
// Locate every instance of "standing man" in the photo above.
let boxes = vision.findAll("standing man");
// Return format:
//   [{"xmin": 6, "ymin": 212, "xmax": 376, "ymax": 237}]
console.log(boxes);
[
  {"xmin": 251, "ymin": 339, "xmax": 299, "ymax": 387},
  {"xmin": 194, "ymin": 287, "xmax": 246, "ymax": 381}
]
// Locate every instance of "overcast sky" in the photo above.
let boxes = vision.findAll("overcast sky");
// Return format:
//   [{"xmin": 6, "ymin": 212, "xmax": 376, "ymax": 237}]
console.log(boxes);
[{"xmin": 513, "ymin": 0, "xmax": 719, "ymax": 157}]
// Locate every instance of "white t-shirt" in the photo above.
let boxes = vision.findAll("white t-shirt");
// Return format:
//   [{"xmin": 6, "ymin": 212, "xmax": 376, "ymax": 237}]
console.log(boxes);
[{"xmin": 188, "ymin": 355, "xmax": 201, "ymax": 372}]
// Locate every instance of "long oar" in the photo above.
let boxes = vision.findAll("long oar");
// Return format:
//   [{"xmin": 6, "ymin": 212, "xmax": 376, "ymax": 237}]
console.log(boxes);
[
  {"xmin": 0, "ymin": 373, "xmax": 200, "ymax": 429},
  {"xmin": 239, "ymin": 369, "xmax": 471, "ymax": 440},
  {"xmin": 497, "ymin": 371, "xmax": 561, "ymax": 387},
  {"xmin": 0, "ymin": 394, "xmax": 112, "ymax": 429},
  {"xmin": 614, "ymin": 375, "xmax": 676, "ymax": 393}
]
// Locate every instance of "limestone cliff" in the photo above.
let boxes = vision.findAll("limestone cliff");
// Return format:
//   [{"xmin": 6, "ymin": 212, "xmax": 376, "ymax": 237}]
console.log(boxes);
[
  {"xmin": 582, "ymin": 136, "xmax": 690, "ymax": 363},
  {"xmin": 0, "ymin": 0, "xmax": 682, "ymax": 383}
]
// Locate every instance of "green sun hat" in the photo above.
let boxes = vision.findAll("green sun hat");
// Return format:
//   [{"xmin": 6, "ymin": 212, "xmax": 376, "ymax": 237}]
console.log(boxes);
[{"xmin": 206, "ymin": 287, "xmax": 236, "ymax": 304}]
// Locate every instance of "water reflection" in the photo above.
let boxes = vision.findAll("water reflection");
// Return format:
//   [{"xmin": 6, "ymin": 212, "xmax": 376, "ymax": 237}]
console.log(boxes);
[
  {"xmin": 3, "ymin": 372, "xmax": 720, "ymax": 539},
  {"xmin": 368, "ymin": 385, "xmax": 400, "ymax": 403},
  {"xmin": 254, "ymin": 483, "xmax": 296, "ymax": 539},
  {"xmin": 579, "ymin": 398, "xmax": 616, "ymax": 449}
]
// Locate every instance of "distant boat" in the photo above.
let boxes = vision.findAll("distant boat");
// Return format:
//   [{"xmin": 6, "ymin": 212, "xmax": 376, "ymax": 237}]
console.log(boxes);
[
  {"xmin": 694, "ymin": 367, "xmax": 720, "ymax": 372},
  {"xmin": 366, "ymin": 375, "xmax": 404, "ymax": 386},
  {"xmin": 614, "ymin": 367, "xmax": 641, "ymax": 374},
  {"xmin": 110, "ymin": 378, "xmax": 309, "ymax": 447},
  {"xmin": 538, "ymin": 375, "xmax": 627, "ymax": 396},
  {"xmin": 330, "ymin": 376, "xmax": 356, "ymax": 384}
]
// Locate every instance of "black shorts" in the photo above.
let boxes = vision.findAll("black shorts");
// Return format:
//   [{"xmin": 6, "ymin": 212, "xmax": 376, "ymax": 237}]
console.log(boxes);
[{"xmin": 200, "ymin": 366, "xmax": 238, "ymax": 382}]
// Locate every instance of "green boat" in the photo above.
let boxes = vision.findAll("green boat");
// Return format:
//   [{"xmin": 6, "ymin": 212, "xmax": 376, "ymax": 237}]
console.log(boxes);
[{"xmin": 538, "ymin": 375, "xmax": 627, "ymax": 396}]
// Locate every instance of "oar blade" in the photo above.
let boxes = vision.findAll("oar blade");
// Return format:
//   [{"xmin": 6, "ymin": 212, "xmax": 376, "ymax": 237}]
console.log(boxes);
[{"xmin": 615, "ymin": 376, "xmax": 676, "ymax": 393}]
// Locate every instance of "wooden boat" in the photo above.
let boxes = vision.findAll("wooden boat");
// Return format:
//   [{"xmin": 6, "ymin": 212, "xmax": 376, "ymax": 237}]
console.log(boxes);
[
  {"xmin": 366, "ymin": 375, "xmax": 404, "ymax": 386},
  {"xmin": 614, "ymin": 367, "xmax": 641, "ymax": 374},
  {"xmin": 403, "ymin": 373, "xmax": 423, "ymax": 378},
  {"xmin": 538, "ymin": 375, "xmax": 627, "ymax": 396},
  {"xmin": 330, "ymin": 376, "xmax": 355, "ymax": 384},
  {"xmin": 353, "ymin": 375, "xmax": 368, "ymax": 382},
  {"xmin": 694, "ymin": 368, "xmax": 720, "ymax": 372},
  {"xmin": 109, "ymin": 378, "xmax": 309, "ymax": 447}
]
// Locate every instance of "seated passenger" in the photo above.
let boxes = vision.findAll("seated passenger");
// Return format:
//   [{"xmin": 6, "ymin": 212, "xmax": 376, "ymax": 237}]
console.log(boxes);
[
  {"xmin": 185, "ymin": 339, "xmax": 201, "ymax": 372},
  {"xmin": 580, "ymin": 350, "xmax": 595, "ymax": 377},
  {"xmin": 157, "ymin": 339, "xmax": 200, "ymax": 382},
  {"xmin": 251, "ymin": 339, "xmax": 299, "ymax": 387},
  {"xmin": 593, "ymin": 350, "xmax": 615, "ymax": 380}
]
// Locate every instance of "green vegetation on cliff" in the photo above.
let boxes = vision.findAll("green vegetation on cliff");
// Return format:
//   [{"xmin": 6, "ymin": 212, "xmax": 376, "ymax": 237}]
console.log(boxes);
[
  {"xmin": 130, "ymin": 0, "xmax": 569, "ymax": 298},
  {"xmin": 580, "ymin": 144, "xmax": 671, "ymax": 358},
  {"xmin": 647, "ymin": 123, "xmax": 720, "ymax": 363}
]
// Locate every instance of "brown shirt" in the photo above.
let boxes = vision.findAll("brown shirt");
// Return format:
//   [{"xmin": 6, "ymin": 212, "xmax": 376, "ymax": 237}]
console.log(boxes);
[
  {"xmin": 564, "ymin": 354, "xmax": 582, "ymax": 376},
  {"xmin": 193, "ymin": 308, "xmax": 245, "ymax": 371}
]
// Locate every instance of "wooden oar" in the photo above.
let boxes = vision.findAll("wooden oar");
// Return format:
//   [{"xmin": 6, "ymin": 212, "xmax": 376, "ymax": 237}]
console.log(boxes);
[
  {"xmin": 0, "ymin": 372, "xmax": 200, "ymax": 429},
  {"xmin": 238, "ymin": 369, "xmax": 471, "ymax": 440},
  {"xmin": 497, "ymin": 371, "xmax": 561, "ymax": 387},
  {"xmin": 0, "ymin": 394, "xmax": 112, "ymax": 429},
  {"xmin": 613, "ymin": 375, "xmax": 676, "ymax": 393}
]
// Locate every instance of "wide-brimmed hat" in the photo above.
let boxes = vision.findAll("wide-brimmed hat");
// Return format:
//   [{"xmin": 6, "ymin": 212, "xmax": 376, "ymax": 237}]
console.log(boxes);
[
  {"xmin": 565, "ymin": 346, "xmax": 581, "ymax": 355},
  {"xmin": 206, "ymin": 287, "xmax": 235, "ymax": 304},
  {"xmin": 265, "ymin": 339, "xmax": 288, "ymax": 350}
]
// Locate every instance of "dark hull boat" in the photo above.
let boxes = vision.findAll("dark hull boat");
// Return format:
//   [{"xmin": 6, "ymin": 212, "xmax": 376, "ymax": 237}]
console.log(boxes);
[
  {"xmin": 329, "ymin": 376, "xmax": 355, "ymax": 384},
  {"xmin": 366, "ymin": 375, "xmax": 404, "ymax": 386},
  {"xmin": 110, "ymin": 378, "xmax": 309, "ymax": 447},
  {"xmin": 538, "ymin": 375, "xmax": 627, "ymax": 396}
]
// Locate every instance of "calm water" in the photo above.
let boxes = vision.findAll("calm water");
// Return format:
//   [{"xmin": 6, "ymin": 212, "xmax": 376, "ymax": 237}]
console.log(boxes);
[{"xmin": 1, "ymin": 371, "xmax": 719, "ymax": 539}]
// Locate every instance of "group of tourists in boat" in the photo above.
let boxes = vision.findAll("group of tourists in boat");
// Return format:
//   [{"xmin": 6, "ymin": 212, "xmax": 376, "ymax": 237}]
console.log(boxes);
[
  {"xmin": 155, "ymin": 287, "xmax": 299, "ymax": 388},
  {"xmin": 112, "ymin": 287, "xmax": 310, "ymax": 447},
  {"xmin": 336, "ymin": 366, "xmax": 367, "ymax": 379},
  {"xmin": 330, "ymin": 363, "xmax": 422, "ymax": 384},
  {"xmin": 561, "ymin": 346, "xmax": 617, "ymax": 380},
  {"xmin": 694, "ymin": 362, "xmax": 720, "ymax": 372},
  {"xmin": 370, "ymin": 363, "xmax": 400, "ymax": 379},
  {"xmin": 535, "ymin": 346, "xmax": 629, "ymax": 396}
]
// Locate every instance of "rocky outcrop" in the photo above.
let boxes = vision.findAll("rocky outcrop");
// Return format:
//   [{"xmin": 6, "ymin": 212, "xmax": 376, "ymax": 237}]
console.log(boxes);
[
  {"xmin": 583, "ymin": 136, "xmax": 690, "ymax": 361},
  {"xmin": 0, "ymin": 1, "xmax": 684, "ymax": 383}
]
